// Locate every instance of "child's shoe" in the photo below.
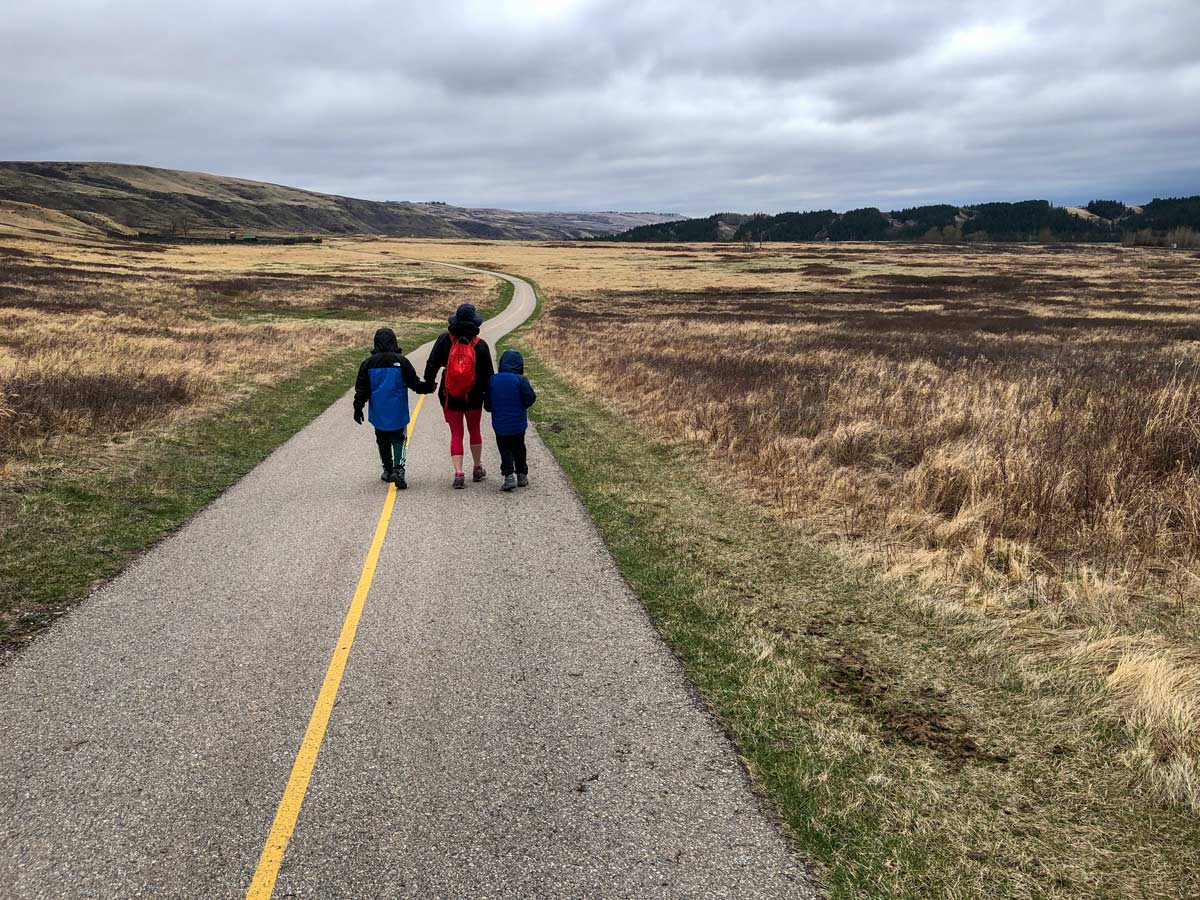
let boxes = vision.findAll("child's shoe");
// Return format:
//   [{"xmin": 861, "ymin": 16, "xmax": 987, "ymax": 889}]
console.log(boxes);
[
  {"xmin": 380, "ymin": 465, "xmax": 393, "ymax": 482},
  {"xmin": 392, "ymin": 465, "xmax": 407, "ymax": 489},
  {"xmin": 452, "ymin": 471, "xmax": 466, "ymax": 489},
  {"xmin": 517, "ymin": 474, "xmax": 529, "ymax": 488},
  {"xmin": 501, "ymin": 474, "xmax": 517, "ymax": 492},
  {"xmin": 473, "ymin": 464, "xmax": 487, "ymax": 482}
]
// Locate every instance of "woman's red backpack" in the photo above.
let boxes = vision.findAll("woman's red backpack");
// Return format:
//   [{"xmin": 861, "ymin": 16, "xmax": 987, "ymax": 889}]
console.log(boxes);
[{"xmin": 444, "ymin": 335, "xmax": 479, "ymax": 399}]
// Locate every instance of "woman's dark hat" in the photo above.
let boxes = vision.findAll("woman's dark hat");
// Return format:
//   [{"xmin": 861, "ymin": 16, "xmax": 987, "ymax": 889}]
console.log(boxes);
[{"xmin": 449, "ymin": 303, "xmax": 484, "ymax": 327}]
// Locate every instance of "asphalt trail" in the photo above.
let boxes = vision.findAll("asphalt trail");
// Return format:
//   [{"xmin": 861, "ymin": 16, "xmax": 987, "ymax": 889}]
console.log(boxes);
[{"xmin": 0, "ymin": 265, "xmax": 816, "ymax": 898}]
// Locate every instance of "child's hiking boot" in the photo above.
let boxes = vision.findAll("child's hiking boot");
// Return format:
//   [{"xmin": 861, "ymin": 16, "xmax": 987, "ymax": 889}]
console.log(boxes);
[
  {"xmin": 501, "ymin": 474, "xmax": 518, "ymax": 492},
  {"xmin": 380, "ymin": 465, "xmax": 393, "ymax": 482},
  {"xmin": 392, "ymin": 465, "xmax": 407, "ymax": 490},
  {"xmin": 472, "ymin": 464, "xmax": 487, "ymax": 482},
  {"xmin": 452, "ymin": 471, "xmax": 466, "ymax": 489},
  {"xmin": 517, "ymin": 474, "xmax": 529, "ymax": 488}
]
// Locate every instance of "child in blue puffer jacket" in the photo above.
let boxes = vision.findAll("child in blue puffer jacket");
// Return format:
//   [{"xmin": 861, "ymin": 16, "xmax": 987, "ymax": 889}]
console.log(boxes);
[
  {"xmin": 353, "ymin": 328, "xmax": 433, "ymax": 488},
  {"xmin": 483, "ymin": 349, "xmax": 537, "ymax": 492}
]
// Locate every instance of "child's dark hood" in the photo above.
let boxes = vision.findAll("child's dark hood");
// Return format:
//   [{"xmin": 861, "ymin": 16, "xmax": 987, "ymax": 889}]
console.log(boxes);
[
  {"xmin": 373, "ymin": 328, "xmax": 400, "ymax": 354},
  {"xmin": 498, "ymin": 349, "xmax": 524, "ymax": 374}
]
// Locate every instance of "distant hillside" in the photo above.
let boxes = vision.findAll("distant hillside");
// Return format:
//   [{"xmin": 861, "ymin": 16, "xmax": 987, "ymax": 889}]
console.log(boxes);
[
  {"xmin": 0, "ymin": 162, "xmax": 682, "ymax": 240},
  {"xmin": 605, "ymin": 197, "xmax": 1200, "ymax": 245}
]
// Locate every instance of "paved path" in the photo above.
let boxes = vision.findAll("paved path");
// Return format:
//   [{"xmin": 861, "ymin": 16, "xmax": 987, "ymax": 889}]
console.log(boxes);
[{"xmin": 0, "ymin": 266, "xmax": 816, "ymax": 898}]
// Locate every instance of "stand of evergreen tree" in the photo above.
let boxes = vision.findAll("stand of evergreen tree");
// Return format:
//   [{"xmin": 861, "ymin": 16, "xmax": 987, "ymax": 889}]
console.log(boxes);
[
  {"xmin": 961, "ymin": 200, "xmax": 1112, "ymax": 242},
  {"xmin": 601, "ymin": 195, "xmax": 1200, "ymax": 244},
  {"xmin": 733, "ymin": 210, "xmax": 837, "ymax": 242}
]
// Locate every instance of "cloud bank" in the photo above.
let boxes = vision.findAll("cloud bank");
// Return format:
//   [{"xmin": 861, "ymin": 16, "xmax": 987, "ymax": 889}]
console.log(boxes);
[{"xmin": 2, "ymin": 0, "xmax": 1197, "ymax": 214}]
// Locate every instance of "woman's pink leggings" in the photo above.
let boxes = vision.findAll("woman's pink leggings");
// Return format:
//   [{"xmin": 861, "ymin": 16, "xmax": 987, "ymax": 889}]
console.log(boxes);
[{"xmin": 444, "ymin": 406, "xmax": 483, "ymax": 456}]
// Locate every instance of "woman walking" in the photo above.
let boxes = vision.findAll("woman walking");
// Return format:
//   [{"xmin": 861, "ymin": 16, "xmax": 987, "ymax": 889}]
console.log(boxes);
[{"xmin": 423, "ymin": 303, "xmax": 495, "ymax": 488}]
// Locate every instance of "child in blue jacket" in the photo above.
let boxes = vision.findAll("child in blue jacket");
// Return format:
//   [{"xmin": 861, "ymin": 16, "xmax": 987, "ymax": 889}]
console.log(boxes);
[
  {"xmin": 353, "ymin": 328, "xmax": 433, "ymax": 488},
  {"xmin": 483, "ymin": 349, "xmax": 537, "ymax": 492}
]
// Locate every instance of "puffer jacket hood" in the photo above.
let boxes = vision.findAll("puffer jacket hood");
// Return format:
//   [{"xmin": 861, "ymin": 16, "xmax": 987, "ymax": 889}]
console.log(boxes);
[
  {"xmin": 373, "ymin": 328, "xmax": 400, "ymax": 354},
  {"xmin": 498, "ymin": 349, "xmax": 524, "ymax": 374}
]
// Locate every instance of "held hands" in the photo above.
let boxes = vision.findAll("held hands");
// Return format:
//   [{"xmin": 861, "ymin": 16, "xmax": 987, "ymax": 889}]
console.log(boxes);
[{"xmin": 353, "ymin": 409, "xmax": 364, "ymax": 425}]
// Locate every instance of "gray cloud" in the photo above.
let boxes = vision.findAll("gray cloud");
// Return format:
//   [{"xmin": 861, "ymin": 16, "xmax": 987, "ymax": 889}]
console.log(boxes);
[{"xmin": 2, "ymin": 0, "xmax": 1197, "ymax": 215}]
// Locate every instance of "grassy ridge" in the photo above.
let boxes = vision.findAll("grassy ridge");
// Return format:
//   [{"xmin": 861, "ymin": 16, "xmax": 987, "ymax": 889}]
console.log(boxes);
[
  {"xmin": 0, "ymin": 161, "xmax": 681, "ymax": 240},
  {"xmin": 498, "ymin": 276, "xmax": 1200, "ymax": 898}
]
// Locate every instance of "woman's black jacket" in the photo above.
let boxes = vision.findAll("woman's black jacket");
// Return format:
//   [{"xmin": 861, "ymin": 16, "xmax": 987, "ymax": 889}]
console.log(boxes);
[{"xmin": 422, "ymin": 322, "xmax": 495, "ymax": 411}]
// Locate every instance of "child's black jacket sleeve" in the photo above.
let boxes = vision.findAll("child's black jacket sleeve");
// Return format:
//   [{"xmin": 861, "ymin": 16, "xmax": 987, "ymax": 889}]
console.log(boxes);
[
  {"xmin": 402, "ymin": 357, "xmax": 433, "ymax": 393},
  {"xmin": 353, "ymin": 359, "xmax": 371, "ymax": 415}
]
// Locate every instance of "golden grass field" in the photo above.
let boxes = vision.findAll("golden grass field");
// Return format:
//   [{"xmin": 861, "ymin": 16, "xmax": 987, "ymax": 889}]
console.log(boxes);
[
  {"xmin": 5, "ymin": 223, "xmax": 1200, "ymax": 889},
  {"xmin": 398, "ymin": 237, "xmax": 1200, "ymax": 814},
  {"xmin": 0, "ymin": 226, "xmax": 492, "ymax": 483}
]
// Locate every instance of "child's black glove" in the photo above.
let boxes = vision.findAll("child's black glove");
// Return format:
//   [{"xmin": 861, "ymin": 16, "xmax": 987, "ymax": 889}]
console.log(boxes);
[{"xmin": 353, "ymin": 409, "xmax": 364, "ymax": 425}]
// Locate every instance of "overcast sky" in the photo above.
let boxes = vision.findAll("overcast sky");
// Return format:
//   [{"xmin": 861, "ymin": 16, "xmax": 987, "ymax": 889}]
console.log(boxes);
[{"xmin": 2, "ymin": 0, "xmax": 1198, "ymax": 215}]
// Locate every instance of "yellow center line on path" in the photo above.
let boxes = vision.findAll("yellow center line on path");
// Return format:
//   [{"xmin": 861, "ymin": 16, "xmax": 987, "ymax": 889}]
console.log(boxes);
[{"xmin": 246, "ymin": 393, "xmax": 427, "ymax": 899}]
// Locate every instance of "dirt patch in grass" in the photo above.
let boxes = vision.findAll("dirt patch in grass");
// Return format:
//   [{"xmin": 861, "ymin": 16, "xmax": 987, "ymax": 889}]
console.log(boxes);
[
  {"xmin": 0, "ymin": 286, "xmax": 126, "ymax": 312},
  {"xmin": 823, "ymin": 648, "xmax": 1010, "ymax": 765},
  {"xmin": 2, "ymin": 371, "xmax": 192, "ymax": 449},
  {"xmin": 0, "ymin": 285, "xmax": 35, "ymax": 302},
  {"xmin": 0, "ymin": 262, "xmax": 145, "ymax": 285}
]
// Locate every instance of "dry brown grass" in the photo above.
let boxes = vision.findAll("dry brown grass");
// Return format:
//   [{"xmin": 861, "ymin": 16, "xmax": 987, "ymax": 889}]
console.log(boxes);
[
  {"xmin": 402, "ymin": 237, "xmax": 1200, "ymax": 812},
  {"xmin": 0, "ymin": 232, "xmax": 491, "ymax": 481}
]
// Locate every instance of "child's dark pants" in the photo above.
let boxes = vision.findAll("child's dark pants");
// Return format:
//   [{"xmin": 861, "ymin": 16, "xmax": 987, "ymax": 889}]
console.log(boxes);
[
  {"xmin": 375, "ymin": 428, "xmax": 407, "ymax": 470},
  {"xmin": 495, "ymin": 430, "xmax": 528, "ymax": 477}
]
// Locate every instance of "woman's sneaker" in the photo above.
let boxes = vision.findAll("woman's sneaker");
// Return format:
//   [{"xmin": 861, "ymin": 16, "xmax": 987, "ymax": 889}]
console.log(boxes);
[
  {"xmin": 472, "ymin": 464, "xmax": 487, "ymax": 482},
  {"xmin": 452, "ymin": 472, "xmax": 466, "ymax": 489},
  {"xmin": 517, "ymin": 474, "xmax": 529, "ymax": 488},
  {"xmin": 501, "ymin": 474, "xmax": 518, "ymax": 492},
  {"xmin": 392, "ymin": 466, "xmax": 407, "ymax": 489},
  {"xmin": 380, "ymin": 465, "xmax": 393, "ymax": 482}
]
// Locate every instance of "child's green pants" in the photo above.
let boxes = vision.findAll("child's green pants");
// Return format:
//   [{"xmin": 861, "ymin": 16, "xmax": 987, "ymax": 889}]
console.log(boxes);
[{"xmin": 374, "ymin": 428, "xmax": 407, "ymax": 469}]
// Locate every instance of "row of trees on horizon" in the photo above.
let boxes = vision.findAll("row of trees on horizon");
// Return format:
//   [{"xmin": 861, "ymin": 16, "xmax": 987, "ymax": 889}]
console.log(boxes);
[{"xmin": 607, "ymin": 196, "xmax": 1200, "ymax": 246}]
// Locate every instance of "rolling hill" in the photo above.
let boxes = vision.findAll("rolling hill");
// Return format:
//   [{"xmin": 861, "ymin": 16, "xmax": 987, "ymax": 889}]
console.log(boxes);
[{"xmin": 0, "ymin": 162, "xmax": 682, "ymax": 240}]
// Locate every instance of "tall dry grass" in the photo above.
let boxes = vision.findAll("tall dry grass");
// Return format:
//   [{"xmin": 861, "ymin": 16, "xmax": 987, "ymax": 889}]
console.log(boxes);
[
  {"xmin": 492, "ymin": 240, "xmax": 1200, "ymax": 810},
  {"xmin": 0, "ymin": 235, "xmax": 491, "ymax": 477}
]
